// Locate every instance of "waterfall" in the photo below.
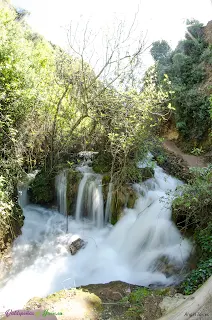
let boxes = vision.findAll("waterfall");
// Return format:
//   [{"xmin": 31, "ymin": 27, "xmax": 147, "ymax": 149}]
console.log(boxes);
[
  {"xmin": 75, "ymin": 166, "xmax": 104, "ymax": 227},
  {"xmin": 0, "ymin": 164, "xmax": 193, "ymax": 312},
  {"xmin": 75, "ymin": 172, "xmax": 91, "ymax": 221},
  {"xmin": 18, "ymin": 171, "xmax": 38, "ymax": 208},
  {"xmin": 55, "ymin": 170, "xmax": 67, "ymax": 215},
  {"xmin": 55, "ymin": 165, "xmax": 105, "ymax": 227},
  {"xmin": 90, "ymin": 175, "xmax": 104, "ymax": 228},
  {"xmin": 105, "ymin": 182, "xmax": 113, "ymax": 223},
  {"xmin": 18, "ymin": 185, "xmax": 28, "ymax": 209}
]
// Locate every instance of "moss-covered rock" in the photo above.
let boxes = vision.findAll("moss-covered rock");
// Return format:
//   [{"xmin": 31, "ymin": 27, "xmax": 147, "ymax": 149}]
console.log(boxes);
[
  {"xmin": 29, "ymin": 170, "xmax": 55, "ymax": 205},
  {"xmin": 28, "ymin": 166, "xmax": 82, "ymax": 213},
  {"xmin": 110, "ymin": 189, "xmax": 125, "ymax": 225},
  {"xmin": 82, "ymin": 283, "xmax": 174, "ymax": 320},
  {"xmin": 102, "ymin": 174, "xmax": 111, "ymax": 204},
  {"xmin": 23, "ymin": 281, "xmax": 179, "ymax": 320},
  {"xmin": 110, "ymin": 186, "xmax": 138, "ymax": 225},
  {"xmin": 127, "ymin": 190, "xmax": 138, "ymax": 209},
  {"xmin": 67, "ymin": 169, "xmax": 82, "ymax": 215},
  {"xmin": 25, "ymin": 288, "xmax": 102, "ymax": 320}
]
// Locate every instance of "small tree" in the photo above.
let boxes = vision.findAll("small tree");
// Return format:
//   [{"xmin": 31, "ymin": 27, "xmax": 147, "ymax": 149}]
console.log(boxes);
[{"xmin": 150, "ymin": 40, "xmax": 171, "ymax": 64}]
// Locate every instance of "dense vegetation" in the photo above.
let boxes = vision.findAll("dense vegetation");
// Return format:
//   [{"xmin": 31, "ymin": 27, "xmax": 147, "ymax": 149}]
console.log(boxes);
[
  {"xmin": 151, "ymin": 20, "xmax": 212, "ymax": 294},
  {"xmin": 172, "ymin": 166, "xmax": 212, "ymax": 294},
  {"xmin": 180, "ymin": 222, "xmax": 212, "ymax": 294},
  {"xmin": 0, "ymin": 2, "xmax": 211, "ymax": 299},
  {"xmin": 151, "ymin": 20, "xmax": 212, "ymax": 151},
  {"xmin": 0, "ymin": 5, "xmax": 172, "ymax": 252}
]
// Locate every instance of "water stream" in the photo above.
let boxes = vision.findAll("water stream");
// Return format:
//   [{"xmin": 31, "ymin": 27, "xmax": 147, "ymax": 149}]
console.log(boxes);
[
  {"xmin": 105, "ymin": 182, "xmax": 113, "ymax": 223},
  {"xmin": 0, "ymin": 165, "xmax": 192, "ymax": 311},
  {"xmin": 55, "ymin": 170, "xmax": 67, "ymax": 216},
  {"xmin": 75, "ymin": 166, "xmax": 104, "ymax": 228}
]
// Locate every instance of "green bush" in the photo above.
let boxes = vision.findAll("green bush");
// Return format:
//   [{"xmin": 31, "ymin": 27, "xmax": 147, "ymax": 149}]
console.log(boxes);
[
  {"xmin": 172, "ymin": 166, "xmax": 212, "ymax": 231},
  {"xmin": 92, "ymin": 151, "xmax": 112, "ymax": 174},
  {"xmin": 121, "ymin": 287, "xmax": 151, "ymax": 319},
  {"xmin": 200, "ymin": 47, "xmax": 212, "ymax": 64},
  {"xmin": 120, "ymin": 287, "xmax": 169, "ymax": 319},
  {"xmin": 175, "ymin": 88, "xmax": 211, "ymax": 140},
  {"xmin": 180, "ymin": 223, "xmax": 212, "ymax": 295},
  {"xmin": 0, "ymin": 176, "xmax": 24, "ymax": 253},
  {"xmin": 173, "ymin": 167, "xmax": 212, "ymax": 295},
  {"xmin": 151, "ymin": 20, "xmax": 212, "ymax": 143},
  {"xmin": 118, "ymin": 161, "xmax": 143, "ymax": 184}
]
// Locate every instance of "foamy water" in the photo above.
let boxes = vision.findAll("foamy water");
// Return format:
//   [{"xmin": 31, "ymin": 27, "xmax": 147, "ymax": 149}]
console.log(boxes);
[{"xmin": 0, "ymin": 166, "xmax": 192, "ymax": 311}]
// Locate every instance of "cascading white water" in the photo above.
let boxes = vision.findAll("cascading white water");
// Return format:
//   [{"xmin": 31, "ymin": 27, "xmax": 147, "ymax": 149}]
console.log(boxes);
[
  {"xmin": 18, "ymin": 171, "xmax": 39, "ymax": 209},
  {"xmin": 105, "ymin": 182, "xmax": 113, "ymax": 223},
  {"xmin": 0, "ymin": 165, "xmax": 193, "ymax": 312},
  {"xmin": 91, "ymin": 175, "xmax": 104, "ymax": 228},
  {"xmin": 75, "ymin": 172, "xmax": 91, "ymax": 221},
  {"xmin": 18, "ymin": 186, "xmax": 28, "ymax": 209},
  {"xmin": 75, "ymin": 166, "xmax": 104, "ymax": 227},
  {"xmin": 55, "ymin": 170, "xmax": 67, "ymax": 215}
]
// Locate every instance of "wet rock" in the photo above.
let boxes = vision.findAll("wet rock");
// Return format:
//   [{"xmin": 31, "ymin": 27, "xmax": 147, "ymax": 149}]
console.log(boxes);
[
  {"xmin": 110, "ymin": 186, "xmax": 138, "ymax": 224},
  {"xmin": 151, "ymin": 256, "xmax": 182, "ymax": 278},
  {"xmin": 67, "ymin": 169, "xmax": 82, "ymax": 216},
  {"xmin": 69, "ymin": 238, "xmax": 86, "ymax": 255},
  {"xmin": 24, "ymin": 281, "xmax": 181, "ymax": 320},
  {"xmin": 204, "ymin": 20, "xmax": 212, "ymax": 44},
  {"xmin": 81, "ymin": 281, "xmax": 136, "ymax": 302},
  {"xmin": 159, "ymin": 293, "xmax": 189, "ymax": 314}
]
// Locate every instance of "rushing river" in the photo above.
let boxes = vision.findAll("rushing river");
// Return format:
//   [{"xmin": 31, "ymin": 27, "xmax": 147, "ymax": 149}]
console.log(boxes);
[{"xmin": 0, "ymin": 165, "xmax": 192, "ymax": 311}]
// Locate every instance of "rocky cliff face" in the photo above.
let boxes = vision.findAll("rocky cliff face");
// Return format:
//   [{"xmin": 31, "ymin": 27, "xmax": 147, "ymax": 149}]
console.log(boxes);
[{"xmin": 204, "ymin": 20, "xmax": 212, "ymax": 44}]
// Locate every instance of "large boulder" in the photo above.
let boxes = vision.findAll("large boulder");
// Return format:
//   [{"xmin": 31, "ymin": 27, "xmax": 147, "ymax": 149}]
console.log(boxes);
[
  {"xmin": 25, "ymin": 288, "xmax": 102, "ymax": 320},
  {"xmin": 23, "ymin": 281, "xmax": 183, "ymax": 320},
  {"xmin": 69, "ymin": 238, "xmax": 87, "ymax": 255}
]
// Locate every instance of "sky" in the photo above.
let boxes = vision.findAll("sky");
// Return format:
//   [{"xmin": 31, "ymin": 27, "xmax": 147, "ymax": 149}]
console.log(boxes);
[{"xmin": 10, "ymin": 0, "xmax": 212, "ymax": 70}]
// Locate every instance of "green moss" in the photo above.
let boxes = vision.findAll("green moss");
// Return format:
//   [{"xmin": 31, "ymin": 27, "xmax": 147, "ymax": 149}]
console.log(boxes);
[
  {"xmin": 121, "ymin": 286, "xmax": 169, "ymax": 319},
  {"xmin": 110, "ymin": 186, "xmax": 138, "ymax": 224},
  {"xmin": 102, "ymin": 175, "xmax": 111, "ymax": 185},
  {"xmin": 127, "ymin": 190, "xmax": 138, "ymax": 209},
  {"xmin": 154, "ymin": 288, "xmax": 172, "ymax": 296},
  {"xmin": 67, "ymin": 169, "xmax": 82, "ymax": 215},
  {"xmin": 29, "ymin": 165, "xmax": 82, "ymax": 210},
  {"xmin": 102, "ymin": 174, "xmax": 111, "ymax": 203},
  {"xmin": 25, "ymin": 288, "xmax": 102, "ymax": 318},
  {"xmin": 83, "ymin": 292, "xmax": 103, "ymax": 312},
  {"xmin": 29, "ymin": 170, "xmax": 55, "ymax": 205},
  {"xmin": 110, "ymin": 189, "xmax": 126, "ymax": 224}
]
